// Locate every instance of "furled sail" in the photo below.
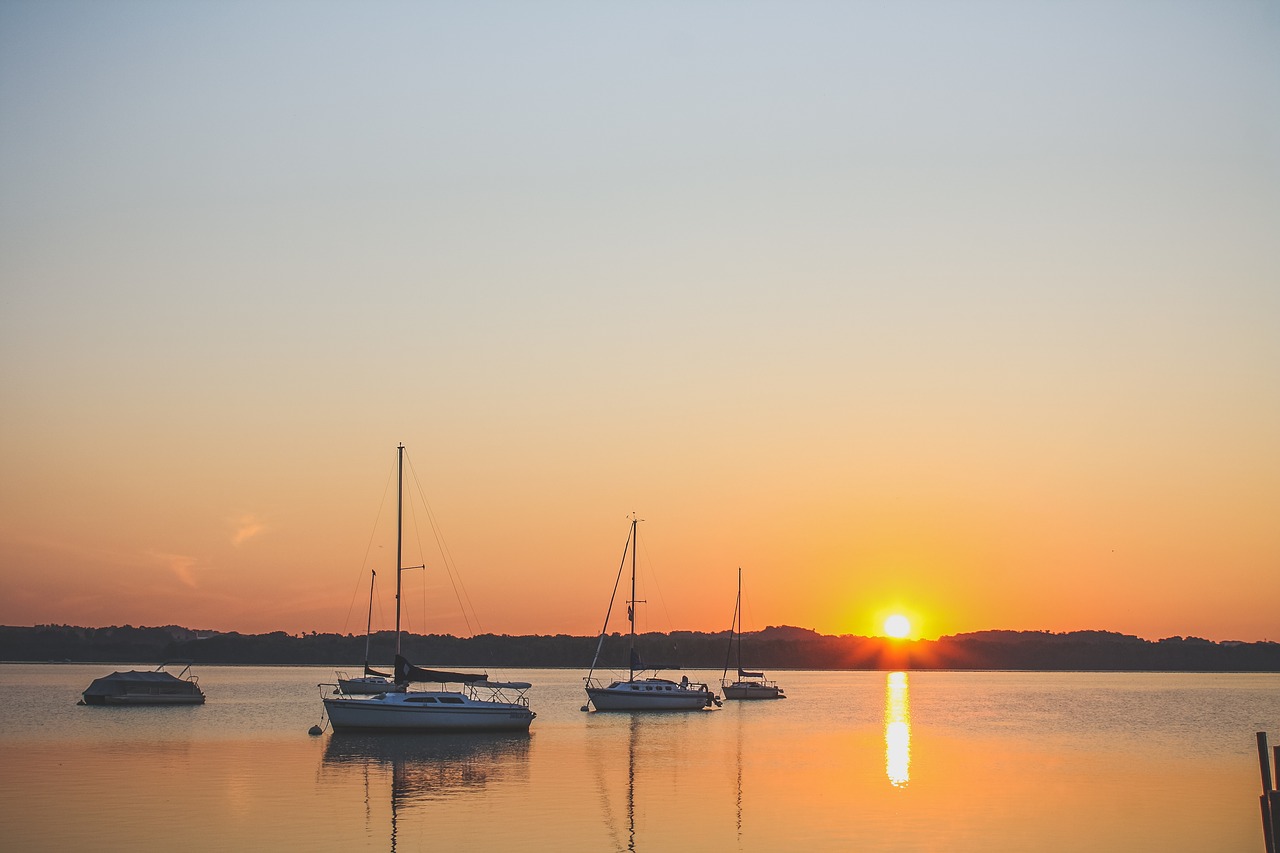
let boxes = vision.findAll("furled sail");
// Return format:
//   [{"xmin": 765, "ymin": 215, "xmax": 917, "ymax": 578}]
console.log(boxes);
[
  {"xmin": 394, "ymin": 654, "xmax": 488, "ymax": 685},
  {"xmin": 363, "ymin": 664, "xmax": 393, "ymax": 678},
  {"xmin": 738, "ymin": 668, "xmax": 765, "ymax": 679}
]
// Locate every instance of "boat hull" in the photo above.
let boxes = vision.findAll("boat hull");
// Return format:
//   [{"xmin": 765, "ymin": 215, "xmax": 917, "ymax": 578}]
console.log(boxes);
[
  {"xmin": 84, "ymin": 693, "xmax": 205, "ymax": 706},
  {"xmin": 723, "ymin": 681, "xmax": 785, "ymax": 700},
  {"xmin": 337, "ymin": 677, "xmax": 403, "ymax": 695},
  {"xmin": 586, "ymin": 679, "xmax": 715, "ymax": 711},
  {"xmin": 323, "ymin": 693, "xmax": 535, "ymax": 732}
]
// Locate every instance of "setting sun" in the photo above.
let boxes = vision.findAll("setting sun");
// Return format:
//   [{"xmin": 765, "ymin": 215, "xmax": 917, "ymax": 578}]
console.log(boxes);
[{"xmin": 884, "ymin": 614, "xmax": 912, "ymax": 639}]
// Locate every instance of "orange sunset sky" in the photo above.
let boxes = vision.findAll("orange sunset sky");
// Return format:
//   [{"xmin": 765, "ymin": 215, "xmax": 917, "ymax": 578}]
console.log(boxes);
[{"xmin": 2, "ymin": 2, "xmax": 1277, "ymax": 642}]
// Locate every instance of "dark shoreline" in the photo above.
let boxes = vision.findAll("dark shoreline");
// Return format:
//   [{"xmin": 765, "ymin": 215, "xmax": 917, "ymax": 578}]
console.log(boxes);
[{"xmin": 4, "ymin": 624, "xmax": 1278, "ymax": 672}]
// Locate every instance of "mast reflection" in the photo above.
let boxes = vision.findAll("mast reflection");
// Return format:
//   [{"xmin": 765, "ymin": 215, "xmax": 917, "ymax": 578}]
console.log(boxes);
[
  {"xmin": 884, "ymin": 671, "xmax": 911, "ymax": 788},
  {"xmin": 320, "ymin": 732, "xmax": 530, "ymax": 850}
]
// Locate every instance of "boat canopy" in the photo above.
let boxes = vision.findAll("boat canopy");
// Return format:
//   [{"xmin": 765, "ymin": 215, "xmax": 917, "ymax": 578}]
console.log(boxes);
[
  {"xmin": 738, "ymin": 668, "xmax": 764, "ymax": 679},
  {"xmin": 394, "ymin": 654, "xmax": 488, "ymax": 685},
  {"xmin": 83, "ymin": 669, "xmax": 199, "ymax": 696}
]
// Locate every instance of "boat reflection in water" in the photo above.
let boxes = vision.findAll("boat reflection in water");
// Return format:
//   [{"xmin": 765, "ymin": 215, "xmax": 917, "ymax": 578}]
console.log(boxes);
[
  {"xmin": 320, "ymin": 732, "xmax": 531, "ymax": 849},
  {"xmin": 884, "ymin": 671, "xmax": 911, "ymax": 788}
]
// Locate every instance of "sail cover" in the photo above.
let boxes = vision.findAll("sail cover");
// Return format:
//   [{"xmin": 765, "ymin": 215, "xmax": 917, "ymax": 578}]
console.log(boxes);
[
  {"xmin": 394, "ymin": 654, "xmax": 488, "ymax": 685},
  {"xmin": 363, "ymin": 664, "xmax": 393, "ymax": 678},
  {"xmin": 738, "ymin": 668, "xmax": 765, "ymax": 679}
]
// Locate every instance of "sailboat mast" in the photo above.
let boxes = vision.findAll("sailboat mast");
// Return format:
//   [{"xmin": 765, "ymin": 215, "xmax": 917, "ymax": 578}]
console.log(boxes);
[
  {"xmin": 363, "ymin": 570, "xmax": 376, "ymax": 666},
  {"xmin": 394, "ymin": 443, "xmax": 404, "ymax": 655},
  {"xmin": 736, "ymin": 567, "xmax": 742, "ymax": 675},
  {"xmin": 628, "ymin": 517, "xmax": 637, "ymax": 683}
]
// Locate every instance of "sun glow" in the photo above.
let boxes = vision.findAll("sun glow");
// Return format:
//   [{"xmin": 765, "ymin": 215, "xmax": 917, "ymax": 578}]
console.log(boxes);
[{"xmin": 883, "ymin": 614, "xmax": 911, "ymax": 639}]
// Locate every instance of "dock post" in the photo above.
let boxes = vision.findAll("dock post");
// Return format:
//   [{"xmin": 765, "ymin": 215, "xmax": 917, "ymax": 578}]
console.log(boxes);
[
  {"xmin": 1274, "ymin": 745, "xmax": 1280, "ymax": 846},
  {"xmin": 1261, "ymin": 733, "xmax": 1277, "ymax": 853},
  {"xmin": 1262, "ymin": 733, "xmax": 1275, "ymax": 794},
  {"xmin": 1267, "ymin": 796, "xmax": 1277, "ymax": 853},
  {"xmin": 1273, "ymin": 790, "xmax": 1280, "ymax": 853}
]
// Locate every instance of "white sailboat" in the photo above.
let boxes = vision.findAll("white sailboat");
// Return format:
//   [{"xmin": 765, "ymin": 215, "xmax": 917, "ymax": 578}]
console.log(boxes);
[
  {"xmin": 322, "ymin": 444, "xmax": 536, "ymax": 733},
  {"xmin": 721, "ymin": 568, "xmax": 785, "ymax": 700},
  {"xmin": 336, "ymin": 570, "xmax": 402, "ymax": 695},
  {"xmin": 584, "ymin": 516, "xmax": 718, "ymax": 711}
]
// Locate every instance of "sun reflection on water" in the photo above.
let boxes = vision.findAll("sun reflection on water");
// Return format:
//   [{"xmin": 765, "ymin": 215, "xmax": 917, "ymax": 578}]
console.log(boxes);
[{"xmin": 885, "ymin": 671, "xmax": 911, "ymax": 788}]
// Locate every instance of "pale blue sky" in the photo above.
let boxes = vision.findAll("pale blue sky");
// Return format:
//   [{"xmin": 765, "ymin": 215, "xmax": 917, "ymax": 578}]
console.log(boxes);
[{"xmin": 2, "ymin": 1, "xmax": 1278, "ymax": 639}]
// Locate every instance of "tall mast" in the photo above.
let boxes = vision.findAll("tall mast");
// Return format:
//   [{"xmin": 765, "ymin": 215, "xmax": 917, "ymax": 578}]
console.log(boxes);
[
  {"xmin": 394, "ymin": 443, "xmax": 404, "ymax": 655},
  {"xmin": 628, "ymin": 517, "xmax": 637, "ymax": 682},
  {"xmin": 736, "ymin": 568, "xmax": 742, "ymax": 675}
]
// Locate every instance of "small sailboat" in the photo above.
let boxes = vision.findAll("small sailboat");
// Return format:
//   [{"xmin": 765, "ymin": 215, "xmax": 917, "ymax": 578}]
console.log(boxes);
[
  {"xmin": 584, "ymin": 516, "xmax": 718, "ymax": 711},
  {"xmin": 336, "ymin": 570, "xmax": 402, "ymax": 695},
  {"xmin": 321, "ymin": 444, "xmax": 536, "ymax": 733},
  {"xmin": 721, "ymin": 568, "xmax": 785, "ymax": 700}
]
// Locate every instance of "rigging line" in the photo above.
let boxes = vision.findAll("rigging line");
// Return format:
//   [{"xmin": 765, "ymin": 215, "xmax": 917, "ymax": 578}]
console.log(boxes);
[
  {"xmin": 425, "ymin": 490, "xmax": 483, "ymax": 635},
  {"xmin": 588, "ymin": 520, "xmax": 633, "ymax": 678},
  {"xmin": 722, "ymin": 588, "xmax": 740, "ymax": 677},
  {"xmin": 341, "ymin": 463, "xmax": 395, "ymax": 635},
  {"xmin": 412, "ymin": 455, "xmax": 481, "ymax": 635},
  {"xmin": 394, "ymin": 453, "xmax": 441, "ymax": 639},
  {"xmin": 404, "ymin": 488, "xmax": 428, "ymax": 637},
  {"xmin": 635, "ymin": 530, "xmax": 674, "ymax": 631},
  {"xmin": 405, "ymin": 452, "xmax": 481, "ymax": 636},
  {"xmin": 425, "ymin": 498, "xmax": 479, "ymax": 637}
]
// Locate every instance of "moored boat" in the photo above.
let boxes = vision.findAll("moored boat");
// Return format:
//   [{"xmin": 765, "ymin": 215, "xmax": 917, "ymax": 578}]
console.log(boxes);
[
  {"xmin": 325, "ymin": 656, "xmax": 533, "ymax": 732},
  {"xmin": 336, "ymin": 569, "xmax": 402, "ymax": 695},
  {"xmin": 81, "ymin": 661, "xmax": 205, "ymax": 706},
  {"xmin": 584, "ymin": 516, "xmax": 718, "ymax": 711},
  {"xmin": 320, "ymin": 444, "xmax": 536, "ymax": 733},
  {"xmin": 721, "ymin": 568, "xmax": 785, "ymax": 700}
]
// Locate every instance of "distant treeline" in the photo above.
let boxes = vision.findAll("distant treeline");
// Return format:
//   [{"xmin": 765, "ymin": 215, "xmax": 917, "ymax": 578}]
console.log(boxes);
[{"xmin": 3, "ymin": 624, "xmax": 1279, "ymax": 671}]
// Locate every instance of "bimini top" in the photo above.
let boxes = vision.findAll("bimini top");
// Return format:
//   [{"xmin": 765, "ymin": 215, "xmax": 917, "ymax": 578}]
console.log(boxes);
[{"xmin": 86, "ymin": 670, "xmax": 188, "ymax": 689}]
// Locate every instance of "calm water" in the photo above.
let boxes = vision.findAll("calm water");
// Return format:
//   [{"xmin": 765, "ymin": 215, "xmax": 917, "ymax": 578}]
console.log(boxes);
[{"xmin": 0, "ymin": 665, "xmax": 1275, "ymax": 851}]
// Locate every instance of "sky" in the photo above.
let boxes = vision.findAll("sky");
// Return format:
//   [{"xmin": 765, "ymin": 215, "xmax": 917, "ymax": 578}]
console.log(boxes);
[{"xmin": 2, "ymin": 0, "xmax": 1277, "ymax": 642}]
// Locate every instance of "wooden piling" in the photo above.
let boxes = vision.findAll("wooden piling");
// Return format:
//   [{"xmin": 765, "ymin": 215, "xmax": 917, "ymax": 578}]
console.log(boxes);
[
  {"xmin": 1275, "ymin": 744, "xmax": 1280, "ymax": 845},
  {"xmin": 1261, "ymin": 733, "xmax": 1276, "ymax": 853},
  {"xmin": 1267, "ymin": 795, "xmax": 1277, "ymax": 853},
  {"xmin": 1272, "ymin": 790, "xmax": 1280, "ymax": 853},
  {"xmin": 1263, "ymin": 732, "xmax": 1276, "ymax": 795}
]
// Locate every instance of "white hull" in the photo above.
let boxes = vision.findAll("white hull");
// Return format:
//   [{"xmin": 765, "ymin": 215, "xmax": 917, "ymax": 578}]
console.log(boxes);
[
  {"xmin": 337, "ymin": 676, "xmax": 402, "ymax": 695},
  {"xmin": 586, "ymin": 678, "xmax": 714, "ymax": 711},
  {"xmin": 324, "ymin": 691, "xmax": 534, "ymax": 732},
  {"xmin": 723, "ymin": 681, "xmax": 785, "ymax": 700}
]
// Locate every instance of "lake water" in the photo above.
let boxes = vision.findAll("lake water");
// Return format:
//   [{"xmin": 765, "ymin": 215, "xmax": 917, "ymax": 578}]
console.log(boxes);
[{"xmin": 0, "ymin": 665, "xmax": 1275, "ymax": 851}]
